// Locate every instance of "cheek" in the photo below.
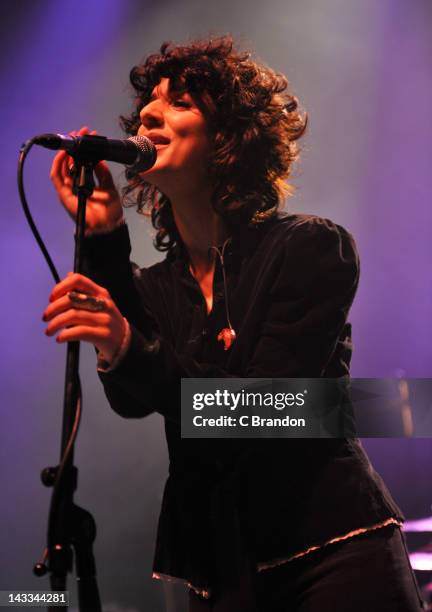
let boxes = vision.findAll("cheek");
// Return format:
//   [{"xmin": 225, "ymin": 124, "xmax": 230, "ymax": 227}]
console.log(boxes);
[
  {"xmin": 174, "ymin": 131, "xmax": 210, "ymax": 164},
  {"xmin": 172, "ymin": 116, "xmax": 209, "ymax": 149},
  {"xmin": 192, "ymin": 134, "xmax": 210, "ymax": 159}
]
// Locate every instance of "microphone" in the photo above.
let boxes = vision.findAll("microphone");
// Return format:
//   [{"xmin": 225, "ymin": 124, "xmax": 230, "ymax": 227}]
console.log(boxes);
[{"xmin": 33, "ymin": 133, "xmax": 157, "ymax": 172}]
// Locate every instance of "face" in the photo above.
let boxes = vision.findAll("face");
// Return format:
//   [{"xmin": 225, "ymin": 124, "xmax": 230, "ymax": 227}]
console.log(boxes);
[{"xmin": 137, "ymin": 77, "xmax": 211, "ymax": 193}]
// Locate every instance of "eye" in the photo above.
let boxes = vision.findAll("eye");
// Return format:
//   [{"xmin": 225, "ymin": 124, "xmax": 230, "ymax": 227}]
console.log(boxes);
[{"xmin": 172, "ymin": 98, "xmax": 192, "ymax": 108}]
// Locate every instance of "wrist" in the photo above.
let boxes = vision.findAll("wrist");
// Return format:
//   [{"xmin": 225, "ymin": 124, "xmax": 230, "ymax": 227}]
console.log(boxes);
[
  {"xmin": 97, "ymin": 318, "xmax": 131, "ymax": 372},
  {"xmin": 85, "ymin": 217, "xmax": 126, "ymax": 237}
]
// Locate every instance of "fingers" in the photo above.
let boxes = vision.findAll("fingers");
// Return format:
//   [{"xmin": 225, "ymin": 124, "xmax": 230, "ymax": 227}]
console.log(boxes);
[
  {"xmin": 45, "ymin": 308, "xmax": 110, "ymax": 338},
  {"xmin": 50, "ymin": 150, "xmax": 72, "ymax": 190},
  {"xmin": 90, "ymin": 128, "xmax": 116, "ymax": 192},
  {"xmin": 55, "ymin": 325, "xmax": 111, "ymax": 345},
  {"xmin": 43, "ymin": 294, "xmax": 73, "ymax": 321},
  {"xmin": 50, "ymin": 149, "xmax": 66, "ymax": 179},
  {"xmin": 94, "ymin": 160, "xmax": 115, "ymax": 191},
  {"xmin": 50, "ymin": 127, "xmax": 87, "ymax": 181},
  {"xmin": 50, "ymin": 126, "xmax": 90, "ymax": 182},
  {"xmin": 49, "ymin": 125, "xmax": 123, "ymax": 232},
  {"xmin": 43, "ymin": 292, "xmax": 111, "ymax": 322},
  {"xmin": 49, "ymin": 273, "xmax": 110, "ymax": 303},
  {"xmin": 50, "ymin": 145, "xmax": 76, "ymax": 220},
  {"xmin": 43, "ymin": 272, "xmax": 125, "ymax": 359},
  {"xmin": 88, "ymin": 188, "xmax": 118, "ymax": 203},
  {"xmin": 50, "ymin": 125, "xmax": 118, "ymax": 196}
]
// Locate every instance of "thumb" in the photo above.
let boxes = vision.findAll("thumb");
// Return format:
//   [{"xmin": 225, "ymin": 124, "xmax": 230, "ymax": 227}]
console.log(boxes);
[{"xmin": 94, "ymin": 160, "xmax": 116, "ymax": 191}]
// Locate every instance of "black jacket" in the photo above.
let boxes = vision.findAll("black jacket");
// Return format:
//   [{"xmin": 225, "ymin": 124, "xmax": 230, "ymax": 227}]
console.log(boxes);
[{"xmin": 82, "ymin": 212, "xmax": 403, "ymax": 594}]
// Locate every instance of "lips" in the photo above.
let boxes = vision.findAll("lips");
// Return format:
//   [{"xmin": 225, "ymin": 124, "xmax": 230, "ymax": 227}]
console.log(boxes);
[{"xmin": 145, "ymin": 133, "xmax": 170, "ymax": 145}]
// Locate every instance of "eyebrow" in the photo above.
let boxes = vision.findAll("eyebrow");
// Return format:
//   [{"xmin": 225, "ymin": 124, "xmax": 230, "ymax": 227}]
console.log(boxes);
[{"xmin": 148, "ymin": 84, "xmax": 188, "ymax": 102}]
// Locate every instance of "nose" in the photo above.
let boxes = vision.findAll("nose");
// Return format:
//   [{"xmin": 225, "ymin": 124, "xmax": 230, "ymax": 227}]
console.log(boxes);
[{"xmin": 139, "ymin": 100, "xmax": 164, "ymax": 130}]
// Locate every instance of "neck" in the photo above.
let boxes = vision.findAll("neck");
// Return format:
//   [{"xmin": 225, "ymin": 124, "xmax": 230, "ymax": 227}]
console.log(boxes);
[{"xmin": 169, "ymin": 187, "xmax": 230, "ymax": 274}]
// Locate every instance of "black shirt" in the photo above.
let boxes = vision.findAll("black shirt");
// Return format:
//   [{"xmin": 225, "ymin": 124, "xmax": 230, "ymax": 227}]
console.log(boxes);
[{"xmin": 82, "ymin": 212, "xmax": 403, "ymax": 595}]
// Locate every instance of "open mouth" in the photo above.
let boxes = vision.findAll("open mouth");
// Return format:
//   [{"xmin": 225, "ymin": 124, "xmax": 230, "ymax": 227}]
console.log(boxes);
[{"xmin": 146, "ymin": 133, "xmax": 171, "ymax": 146}]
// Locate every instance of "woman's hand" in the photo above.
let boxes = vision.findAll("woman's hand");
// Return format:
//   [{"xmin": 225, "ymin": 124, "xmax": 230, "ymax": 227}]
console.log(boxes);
[
  {"xmin": 50, "ymin": 126, "xmax": 125, "ymax": 233},
  {"xmin": 42, "ymin": 272, "xmax": 126, "ymax": 363}
]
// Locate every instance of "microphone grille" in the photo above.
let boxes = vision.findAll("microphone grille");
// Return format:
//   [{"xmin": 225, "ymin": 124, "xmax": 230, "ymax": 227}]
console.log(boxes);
[{"xmin": 127, "ymin": 135, "xmax": 157, "ymax": 171}]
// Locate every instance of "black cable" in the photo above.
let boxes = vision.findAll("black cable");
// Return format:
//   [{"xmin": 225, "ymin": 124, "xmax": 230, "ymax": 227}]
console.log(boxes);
[
  {"xmin": 18, "ymin": 139, "xmax": 61, "ymax": 284},
  {"xmin": 18, "ymin": 138, "xmax": 83, "ymax": 570}
]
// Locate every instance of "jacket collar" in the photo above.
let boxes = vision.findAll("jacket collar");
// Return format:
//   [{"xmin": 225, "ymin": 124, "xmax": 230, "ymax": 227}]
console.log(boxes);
[{"xmin": 168, "ymin": 212, "xmax": 281, "ymax": 264}]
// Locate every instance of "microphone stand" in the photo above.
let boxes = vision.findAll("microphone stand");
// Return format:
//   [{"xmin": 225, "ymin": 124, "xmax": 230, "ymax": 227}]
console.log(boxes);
[{"xmin": 34, "ymin": 160, "xmax": 102, "ymax": 612}]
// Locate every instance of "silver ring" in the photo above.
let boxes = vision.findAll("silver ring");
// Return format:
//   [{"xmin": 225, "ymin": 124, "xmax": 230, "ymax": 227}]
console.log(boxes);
[{"xmin": 68, "ymin": 290, "xmax": 107, "ymax": 312}]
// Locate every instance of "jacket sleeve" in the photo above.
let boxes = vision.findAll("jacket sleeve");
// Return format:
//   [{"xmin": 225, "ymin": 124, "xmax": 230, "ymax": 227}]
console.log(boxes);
[
  {"xmin": 244, "ymin": 217, "xmax": 359, "ymax": 377},
  {"xmin": 81, "ymin": 218, "xmax": 359, "ymax": 422}
]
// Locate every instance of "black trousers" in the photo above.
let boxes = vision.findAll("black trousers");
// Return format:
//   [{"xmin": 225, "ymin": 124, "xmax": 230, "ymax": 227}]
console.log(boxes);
[{"xmin": 188, "ymin": 526, "xmax": 425, "ymax": 612}]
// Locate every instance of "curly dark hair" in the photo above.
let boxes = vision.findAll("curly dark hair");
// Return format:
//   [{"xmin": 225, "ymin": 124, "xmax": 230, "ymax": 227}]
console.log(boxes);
[{"xmin": 120, "ymin": 35, "xmax": 307, "ymax": 252}]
